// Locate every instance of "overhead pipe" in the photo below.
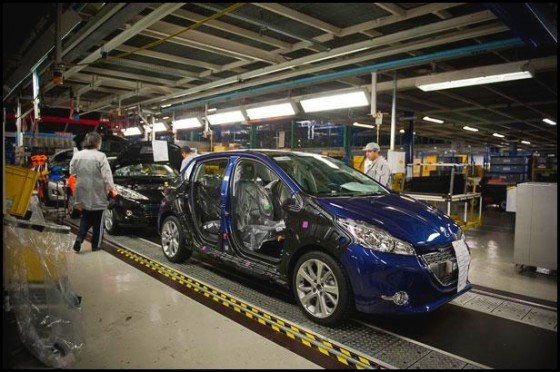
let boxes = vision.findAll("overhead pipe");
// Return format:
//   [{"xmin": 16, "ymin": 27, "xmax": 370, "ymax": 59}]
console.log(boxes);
[
  {"xmin": 39, "ymin": 116, "xmax": 111, "ymax": 127},
  {"xmin": 162, "ymin": 38, "xmax": 524, "ymax": 114}
]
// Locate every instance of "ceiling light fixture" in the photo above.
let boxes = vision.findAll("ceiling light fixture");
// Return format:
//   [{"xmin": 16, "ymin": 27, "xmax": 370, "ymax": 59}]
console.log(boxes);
[
  {"xmin": 422, "ymin": 116, "xmax": 444, "ymax": 124},
  {"xmin": 493, "ymin": 133, "xmax": 505, "ymax": 138},
  {"xmin": 123, "ymin": 127, "xmax": 142, "ymax": 136},
  {"xmin": 153, "ymin": 122, "xmax": 168, "ymax": 132},
  {"xmin": 246, "ymin": 102, "xmax": 296, "ymax": 120},
  {"xmin": 300, "ymin": 90, "xmax": 369, "ymax": 113},
  {"xmin": 416, "ymin": 61, "xmax": 534, "ymax": 91},
  {"xmin": 542, "ymin": 118, "xmax": 556, "ymax": 125},
  {"xmin": 521, "ymin": 140, "xmax": 531, "ymax": 145},
  {"xmin": 173, "ymin": 117, "xmax": 202, "ymax": 129},
  {"xmin": 399, "ymin": 129, "xmax": 405, "ymax": 133},
  {"xmin": 207, "ymin": 110, "xmax": 245, "ymax": 125},
  {"xmin": 352, "ymin": 122, "xmax": 375, "ymax": 129},
  {"xmin": 463, "ymin": 126, "xmax": 479, "ymax": 132}
]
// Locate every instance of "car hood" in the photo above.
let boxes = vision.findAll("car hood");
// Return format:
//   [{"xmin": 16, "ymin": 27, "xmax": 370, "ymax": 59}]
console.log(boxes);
[
  {"xmin": 114, "ymin": 142, "xmax": 183, "ymax": 171},
  {"xmin": 317, "ymin": 193, "xmax": 460, "ymax": 251}
]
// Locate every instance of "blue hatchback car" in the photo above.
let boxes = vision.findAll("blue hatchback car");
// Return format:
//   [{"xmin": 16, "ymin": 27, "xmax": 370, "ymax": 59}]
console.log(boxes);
[{"xmin": 158, "ymin": 150, "xmax": 471, "ymax": 325}]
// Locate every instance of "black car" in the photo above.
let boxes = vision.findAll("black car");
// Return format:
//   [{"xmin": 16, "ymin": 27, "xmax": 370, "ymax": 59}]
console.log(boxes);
[
  {"xmin": 48, "ymin": 135, "xmax": 128, "ymax": 208},
  {"xmin": 158, "ymin": 150, "xmax": 471, "ymax": 325},
  {"xmin": 103, "ymin": 141, "xmax": 182, "ymax": 234}
]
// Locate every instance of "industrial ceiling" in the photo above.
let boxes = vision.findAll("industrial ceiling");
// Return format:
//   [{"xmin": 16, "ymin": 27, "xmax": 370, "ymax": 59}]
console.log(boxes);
[{"xmin": 3, "ymin": 3, "xmax": 557, "ymax": 153}]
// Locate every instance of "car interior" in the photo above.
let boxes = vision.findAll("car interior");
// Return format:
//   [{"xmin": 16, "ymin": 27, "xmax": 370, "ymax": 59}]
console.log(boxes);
[
  {"xmin": 192, "ymin": 159, "xmax": 228, "ymax": 240},
  {"xmin": 231, "ymin": 160, "xmax": 287, "ymax": 257}
]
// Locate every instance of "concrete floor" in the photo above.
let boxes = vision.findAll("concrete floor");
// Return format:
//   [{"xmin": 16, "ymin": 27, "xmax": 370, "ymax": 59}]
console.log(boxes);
[
  {"xmin": 65, "ymin": 241, "xmax": 320, "ymax": 369},
  {"xmin": 5, "ymin": 207, "xmax": 557, "ymax": 368},
  {"xmin": 467, "ymin": 208, "xmax": 557, "ymax": 303}
]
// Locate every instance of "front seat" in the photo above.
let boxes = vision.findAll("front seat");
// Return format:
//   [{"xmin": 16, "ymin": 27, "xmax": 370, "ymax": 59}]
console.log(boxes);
[{"xmin": 235, "ymin": 163, "xmax": 284, "ymax": 251}]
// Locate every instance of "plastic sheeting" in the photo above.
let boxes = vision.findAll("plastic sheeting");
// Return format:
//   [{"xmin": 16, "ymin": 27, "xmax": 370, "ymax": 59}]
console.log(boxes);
[{"xmin": 3, "ymin": 213, "xmax": 84, "ymax": 368}]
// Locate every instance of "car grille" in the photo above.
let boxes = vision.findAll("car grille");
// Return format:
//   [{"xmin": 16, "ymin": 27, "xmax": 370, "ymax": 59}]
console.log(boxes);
[
  {"xmin": 420, "ymin": 244, "xmax": 458, "ymax": 286},
  {"xmin": 142, "ymin": 204, "xmax": 159, "ymax": 218}
]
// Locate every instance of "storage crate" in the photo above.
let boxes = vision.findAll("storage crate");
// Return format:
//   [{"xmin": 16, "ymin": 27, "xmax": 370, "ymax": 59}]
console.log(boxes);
[
  {"xmin": 5, "ymin": 165, "xmax": 39, "ymax": 217},
  {"xmin": 490, "ymin": 156, "xmax": 527, "ymax": 165}
]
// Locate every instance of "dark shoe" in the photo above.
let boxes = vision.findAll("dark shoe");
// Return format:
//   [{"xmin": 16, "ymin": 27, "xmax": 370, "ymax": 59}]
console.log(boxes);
[{"xmin": 73, "ymin": 240, "xmax": 81, "ymax": 253}]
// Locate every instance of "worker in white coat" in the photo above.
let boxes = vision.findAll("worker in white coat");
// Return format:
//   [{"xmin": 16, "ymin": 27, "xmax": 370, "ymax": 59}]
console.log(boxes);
[{"xmin": 363, "ymin": 142, "xmax": 392, "ymax": 188}]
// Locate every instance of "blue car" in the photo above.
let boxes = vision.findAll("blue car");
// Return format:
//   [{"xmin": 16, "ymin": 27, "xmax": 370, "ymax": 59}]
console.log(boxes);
[{"xmin": 158, "ymin": 150, "xmax": 471, "ymax": 325}]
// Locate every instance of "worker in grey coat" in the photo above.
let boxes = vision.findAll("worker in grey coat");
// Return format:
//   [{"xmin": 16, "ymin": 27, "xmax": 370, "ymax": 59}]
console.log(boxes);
[
  {"xmin": 69, "ymin": 132, "xmax": 118, "ymax": 252},
  {"xmin": 363, "ymin": 142, "xmax": 392, "ymax": 188}
]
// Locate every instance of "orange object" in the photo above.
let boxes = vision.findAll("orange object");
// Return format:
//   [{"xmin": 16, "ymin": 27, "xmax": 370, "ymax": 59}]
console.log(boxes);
[
  {"xmin": 67, "ymin": 175, "xmax": 77, "ymax": 196},
  {"xmin": 31, "ymin": 154, "xmax": 48, "ymax": 167}
]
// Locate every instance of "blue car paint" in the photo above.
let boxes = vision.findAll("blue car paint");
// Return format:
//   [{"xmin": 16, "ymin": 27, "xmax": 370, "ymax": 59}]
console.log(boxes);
[
  {"xmin": 317, "ymin": 194, "xmax": 462, "ymax": 251},
  {"xmin": 159, "ymin": 150, "xmax": 471, "ymax": 319},
  {"xmin": 339, "ymin": 243, "xmax": 470, "ymax": 314}
]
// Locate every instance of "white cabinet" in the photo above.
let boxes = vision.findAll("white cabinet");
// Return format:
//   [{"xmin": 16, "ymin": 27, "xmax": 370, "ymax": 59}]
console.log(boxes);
[{"xmin": 514, "ymin": 182, "xmax": 557, "ymax": 270}]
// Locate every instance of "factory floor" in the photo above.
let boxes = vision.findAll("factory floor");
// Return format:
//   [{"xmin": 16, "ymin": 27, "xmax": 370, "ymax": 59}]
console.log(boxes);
[{"xmin": 3, "ymin": 207, "xmax": 556, "ymax": 369}]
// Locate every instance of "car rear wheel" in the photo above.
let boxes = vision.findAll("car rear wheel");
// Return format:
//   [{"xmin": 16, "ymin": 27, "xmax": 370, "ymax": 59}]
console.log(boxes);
[
  {"xmin": 292, "ymin": 251, "xmax": 353, "ymax": 325},
  {"xmin": 104, "ymin": 208, "xmax": 119, "ymax": 235},
  {"xmin": 161, "ymin": 216, "xmax": 192, "ymax": 263}
]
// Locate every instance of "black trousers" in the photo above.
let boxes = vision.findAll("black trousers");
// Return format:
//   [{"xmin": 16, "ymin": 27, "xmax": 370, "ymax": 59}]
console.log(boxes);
[{"xmin": 76, "ymin": 210, "xmax": 105, "ymax": 250}]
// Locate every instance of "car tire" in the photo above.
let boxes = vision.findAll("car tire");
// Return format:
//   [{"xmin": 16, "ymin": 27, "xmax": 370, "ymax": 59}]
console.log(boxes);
[
  {"xmin": 67, "ymin": 195, "xmax": 81, "ymax": 219},
  {"xmin": 104, "ymin": 208, "xmax": 119, "ymax": 235},
  {"xmin": 161, "ymin": 216, "xmax": 192, "ymax": 263},
  {"xmin": 292, "ymin": 251, "xmax": 353, "ymax": 326}
]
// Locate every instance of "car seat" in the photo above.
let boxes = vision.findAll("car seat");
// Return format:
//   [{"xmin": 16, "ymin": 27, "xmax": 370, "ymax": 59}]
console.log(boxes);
[
  {"xmin": 235, "ymin": 163, "xmax": 285, "ymax": 251},
  {"xmin": 197, "ymin": 174, "xmax": 222, "ymax": 223}
]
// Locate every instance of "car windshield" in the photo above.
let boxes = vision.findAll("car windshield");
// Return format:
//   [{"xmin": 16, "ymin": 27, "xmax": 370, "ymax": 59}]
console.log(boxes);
[{"xmin": 270, "ymin": 153, "xmax": 389, "ymax": 197}]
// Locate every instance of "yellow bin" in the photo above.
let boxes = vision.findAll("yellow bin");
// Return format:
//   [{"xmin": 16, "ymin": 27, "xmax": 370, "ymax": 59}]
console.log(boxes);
[{"xmin": 5, "ymin": 165, "xmax": 39, "ymax": 217}]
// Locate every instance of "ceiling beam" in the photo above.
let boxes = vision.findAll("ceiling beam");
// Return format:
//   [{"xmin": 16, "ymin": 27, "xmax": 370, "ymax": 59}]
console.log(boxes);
[
  {"xmin": 253, "ymin": 3, "xmax": 342, "ymax": 35},
  {"xmin": 42, "ymin": 3, "xmax": 187, "ymax": 93},
  {"xmin": 171, "ymin": 8, "xmax": 292, "ymax": 50},
  {"xmin": 374, "ymin": 3, "xmax": 406, "ymax": 17}
]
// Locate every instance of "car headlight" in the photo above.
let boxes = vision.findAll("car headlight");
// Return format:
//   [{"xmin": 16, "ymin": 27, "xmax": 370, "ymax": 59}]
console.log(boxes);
[
  {"xmin": 337, "ymin": 217, "xmax": 415, "ymax": 255},
  {"xmin": 114, "ymin": 184, "xmax": 149, "ymax": 201}
]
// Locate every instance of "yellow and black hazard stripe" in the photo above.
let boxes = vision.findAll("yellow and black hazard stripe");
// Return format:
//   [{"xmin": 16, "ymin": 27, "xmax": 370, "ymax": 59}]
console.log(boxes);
[{"xmin": 101, "ymin": 242, "xmax": 387, "ymax": 369}]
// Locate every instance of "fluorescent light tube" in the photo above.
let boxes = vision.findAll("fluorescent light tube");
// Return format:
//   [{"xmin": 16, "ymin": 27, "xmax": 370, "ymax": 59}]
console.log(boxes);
[
  {"xmin": 246, "ymin": 102, "xmax": 295, "ymax": 120},
  {"xmin": 492, "ymin": 133, "xmax": 505, "ymax": 138},
  {"xmin": 300, "ymin": 90, "xmax": 369, "ymax": 113},
  {"xmin": 422, "ymin": 116, "xmax": 444, "ymax": 124},
  {"xmin": 207, "ymin": 110, "xmax": 245, "ymax": 125},
  {"xmin": 463, "ymin": 126, "xmax": 479, "ymax": 132},
  {"xmin": 543, "ymin": 118, "xmax": 556, "ymax": 125},
  {"xmin": 353, "ymin": 122, "xmax": 375, "ymax": 129},
  {"xmin": 521, "ymin": 140, "xmax": 531, "ymax": 145},
  {"xmin": 123, "ymin": 127, "xmax": 142, "ymax": 136},
  {"xmin": 153, "ymin": 122, "xmax": 168, "ymax": 132},
  {"xmin": 173, "ymin": 117, "xmax": 202, "ymax": 129},
  {"xmin": 416, "ymin": 61, "xmax": 534, "ymax": 91}
]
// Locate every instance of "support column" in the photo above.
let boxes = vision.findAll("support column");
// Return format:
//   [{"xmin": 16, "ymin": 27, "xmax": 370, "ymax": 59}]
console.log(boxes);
[
  {"xmin": 343, "ymin": 125, "xmax": 352, "ymax": 166},
  {"xmin": 403, "ymin": 111, "xmax": 415, "ymax": 166},
  {"xmin": 390, "ymin": 72, "xmax": 397, "ymax": 150},
  {"xmin": 290, "ymin": 120, "xmax": 295, "ymax": 149},
  {"xmin": 249, "ymin": 125, "xmax": 257, "ymax": 149}
]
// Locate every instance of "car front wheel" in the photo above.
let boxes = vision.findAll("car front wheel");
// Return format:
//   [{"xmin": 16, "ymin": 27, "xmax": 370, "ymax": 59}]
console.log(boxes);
[
  {"xmin": 161, "ymin": 216, "xmax": 192, "ymax": 263},
  {"xmin": 104, "ymin": 208, "xmax": 119, "ymax": 235},
  {"xmin": 292, "ymin": 251, "xmax": 353, "ymax": 325}
]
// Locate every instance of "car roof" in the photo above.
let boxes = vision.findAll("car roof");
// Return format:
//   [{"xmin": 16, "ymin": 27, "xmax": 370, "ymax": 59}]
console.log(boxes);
[{"xmin": 194, "ymin": 149, "xmax": 327, "ymax": 160}]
